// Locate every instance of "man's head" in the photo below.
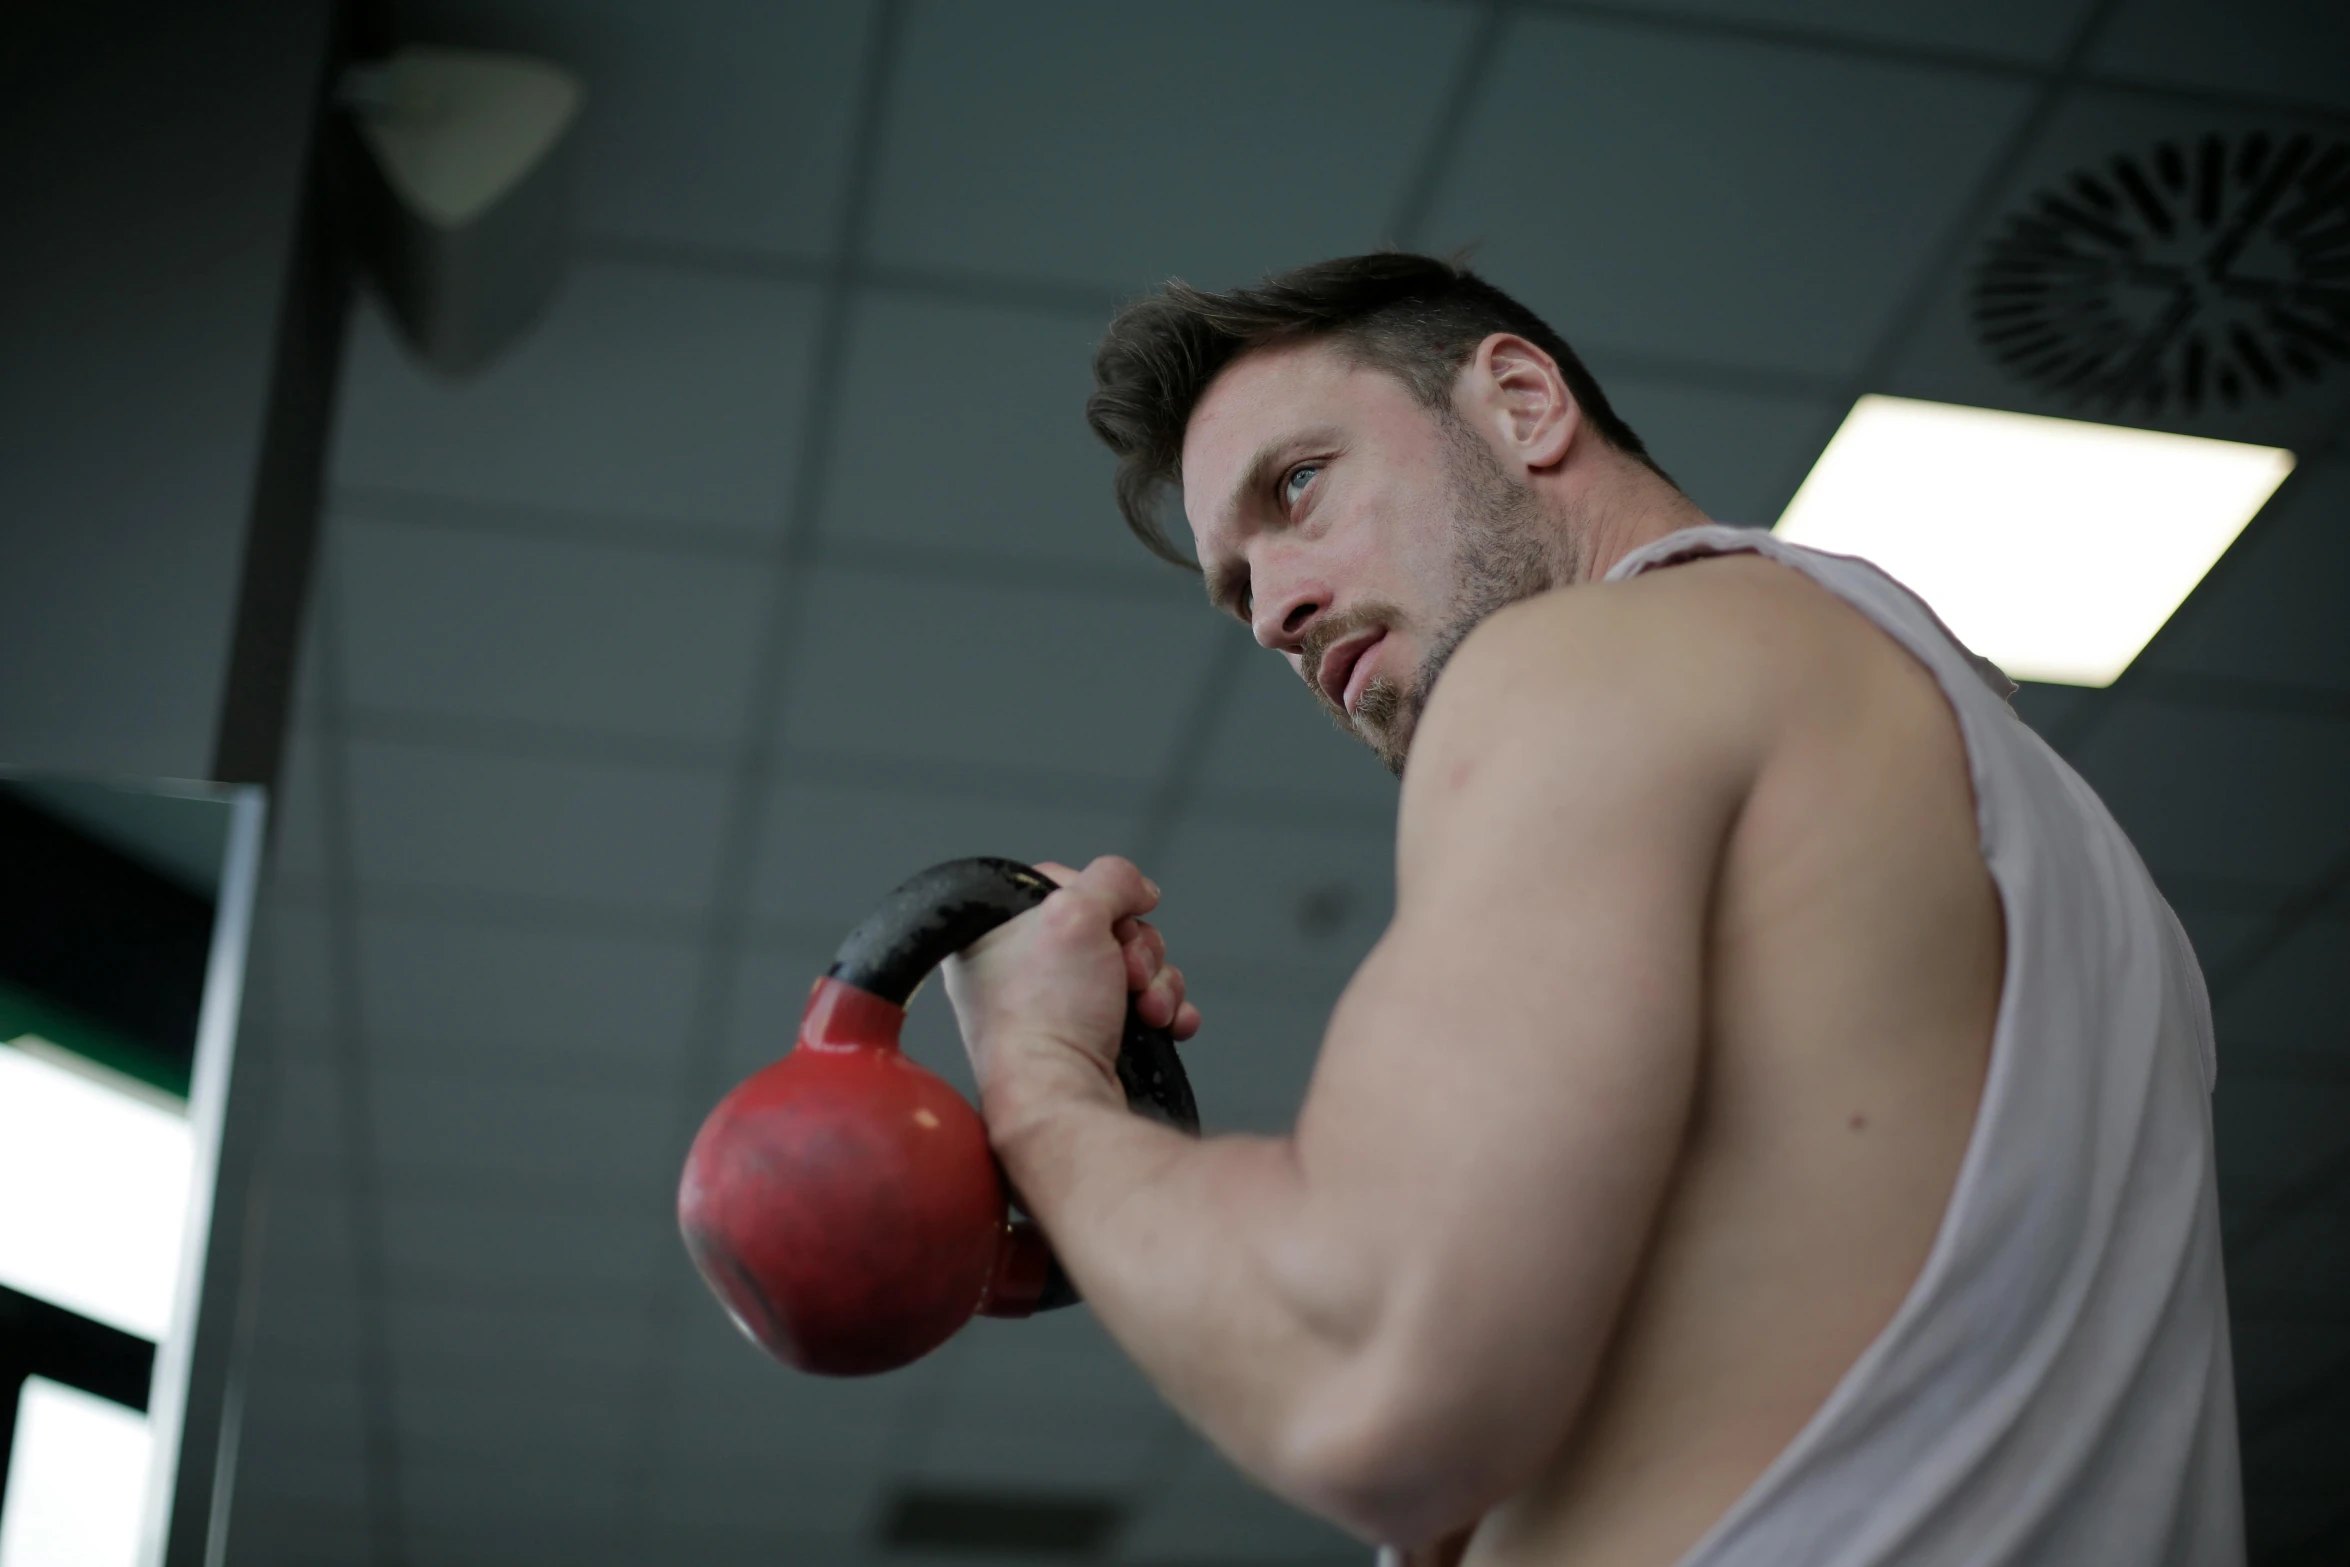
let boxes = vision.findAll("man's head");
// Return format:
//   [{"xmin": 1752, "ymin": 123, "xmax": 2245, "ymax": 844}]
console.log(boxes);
[{"xmin": 1087, "ymin": 253, "xmax": 1682, "ymax": 773}]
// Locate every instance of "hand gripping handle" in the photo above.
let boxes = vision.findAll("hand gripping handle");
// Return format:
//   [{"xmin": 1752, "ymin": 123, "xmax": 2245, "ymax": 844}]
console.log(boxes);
[{"xmin": 825, "ymin": 857, "xmax": 1200, "ymax": 1309}]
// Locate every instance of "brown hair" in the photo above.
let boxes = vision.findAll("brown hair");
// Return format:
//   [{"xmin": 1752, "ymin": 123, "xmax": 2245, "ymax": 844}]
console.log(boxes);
[{"xmin": 1086, "ymin": 251, "xmax": 1671, "ymax": 567}]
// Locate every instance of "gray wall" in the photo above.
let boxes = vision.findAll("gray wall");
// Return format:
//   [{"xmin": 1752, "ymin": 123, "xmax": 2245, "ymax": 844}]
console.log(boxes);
[{"xmin": 0, "ymin": 0, "xmax": 338, "ymax": 782}]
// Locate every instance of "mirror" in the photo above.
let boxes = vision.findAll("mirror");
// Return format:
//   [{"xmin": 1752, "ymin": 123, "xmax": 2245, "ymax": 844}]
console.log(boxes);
[{"xmin": 0, "ymin": 772, "xmax": 264, "ymax": 1567}]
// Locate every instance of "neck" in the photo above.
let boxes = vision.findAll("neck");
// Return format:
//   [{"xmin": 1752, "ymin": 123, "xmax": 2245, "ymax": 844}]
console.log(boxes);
[{"xmin": 1559, "ymin": 456, "xmax": 1712, "ymax": 584}]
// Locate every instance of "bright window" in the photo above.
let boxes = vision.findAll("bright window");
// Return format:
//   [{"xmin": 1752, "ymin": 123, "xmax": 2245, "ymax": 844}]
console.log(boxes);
[
  {"xmin": 0, "ymin": 1378, "xmax": 151, "ymax": 1567},
  {"xmin": 1774, "ymin": 395, "xmax": 2295, "ymax": 686},
  {"xmin": 0, "ymin": 1038, "xmax": 192, "ymax": 1341}
]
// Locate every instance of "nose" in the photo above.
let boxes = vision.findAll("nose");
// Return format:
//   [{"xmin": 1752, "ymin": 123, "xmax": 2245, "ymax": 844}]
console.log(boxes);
[{"xmin": 1251, "ymin": 575, "xmax": 1331, "ymax": 654}]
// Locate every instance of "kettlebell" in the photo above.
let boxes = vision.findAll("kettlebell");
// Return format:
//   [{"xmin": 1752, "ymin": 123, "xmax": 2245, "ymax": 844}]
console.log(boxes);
[{"xmin": 676, "ymin": 857, "xmax": 1198, "ymax": 1377}]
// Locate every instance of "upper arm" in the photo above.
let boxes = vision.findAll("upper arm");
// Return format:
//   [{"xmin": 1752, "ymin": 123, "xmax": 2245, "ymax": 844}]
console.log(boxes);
[{"xmin": 1278, "ymin": 578, "xmax": 1769, "ymax": 1519}]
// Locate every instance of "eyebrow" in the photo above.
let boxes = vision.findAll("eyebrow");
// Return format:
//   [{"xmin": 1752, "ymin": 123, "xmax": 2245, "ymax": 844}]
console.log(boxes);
[
  {"xmin": 1201, "ymin": 425, "xmax": 1342, "ymax": 620},
  {"xmin": 1219, "ymin": 426, "xmax": 1341, "ymax": 533}
]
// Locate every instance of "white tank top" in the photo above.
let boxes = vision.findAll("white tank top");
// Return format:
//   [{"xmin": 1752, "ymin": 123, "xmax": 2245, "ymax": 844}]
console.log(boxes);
[{"xmin": 1600, "ymin": 525, "xmax": 2246, "ymax": 1567}]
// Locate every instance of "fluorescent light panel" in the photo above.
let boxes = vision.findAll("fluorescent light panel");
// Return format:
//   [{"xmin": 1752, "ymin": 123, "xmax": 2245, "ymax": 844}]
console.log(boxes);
[
  {"xmin": 0, "ymin": 1378, "xmax": 152, "ymax": 1567},
  {"xmin": 1774, "ymin": 395, "xmax": 2294, "ymax": 686},
  {"xmin": 0, "ymin": 1039, "xmax": 192, "ymax": 1341}
]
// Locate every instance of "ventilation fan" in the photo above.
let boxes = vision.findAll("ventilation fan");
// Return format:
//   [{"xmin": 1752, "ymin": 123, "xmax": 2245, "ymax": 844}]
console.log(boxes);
[{"xmin": 1970, "ymin": 133, "xmax": 2350, "ymax": 416}]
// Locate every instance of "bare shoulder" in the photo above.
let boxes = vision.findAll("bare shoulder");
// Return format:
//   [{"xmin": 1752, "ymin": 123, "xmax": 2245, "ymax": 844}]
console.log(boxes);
[{"xmin": 1408, "ymin": 556, "xmax": 1813, "ymax": 773}]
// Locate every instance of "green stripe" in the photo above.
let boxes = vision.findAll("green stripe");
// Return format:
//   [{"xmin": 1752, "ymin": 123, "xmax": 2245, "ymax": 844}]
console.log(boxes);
[{"xmin": 0, "ymin": 979, "xmax": 191, "ymax": 1101}]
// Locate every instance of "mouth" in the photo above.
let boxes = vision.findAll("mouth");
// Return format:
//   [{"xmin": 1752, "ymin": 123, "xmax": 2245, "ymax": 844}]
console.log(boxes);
[{"xmin": 1315, "ymin": 629, "xmax": 1386, "ymax": 717}]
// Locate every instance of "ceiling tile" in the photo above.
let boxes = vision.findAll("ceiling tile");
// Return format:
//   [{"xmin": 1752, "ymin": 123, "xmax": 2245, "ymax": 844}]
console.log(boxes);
[
  {"xmin": 235, "ymin": 1411, "xmax": 368, "ymax": 1480},
  {"xmin": 820, "ymin": 293, "xmax": 1176, "ymax": 573},
  {"xmin": 401, "ymin": 1442, "xmax": 632, "ymax": 1524},
  {"xmin": 400, "ymin": 1523, "xmax": 629, "ymax": 1567},
  {"xmin": 224, "ymin": 1443, "xmax": 370, "ymax": 1515},
  {"xmin": 248, "ymin": 898, "xmax": 336, "ymax": 1036},
  {"xmin": 379, "ymin": 1193, "xmax": 669, "ymax": 1298},
  {"xmin": 262, "ymin": 1050, "xmax": 345, "ymax": 1168},
  {"xmin": 2216, "ymin": 917, "xmax": 2350, "ymax": 1043},
  {"xmin": 1883, "ymin": 89, "xmax": 2350, "ymax": 451},
  {"xmin": 2067, "ymin": 704, "xmax": 2350, "ymax": 884},
  {"xmin": 331, "ymin": 515, "xmax": 770, "ymax": 742},
  {"xmin": 2227, "ymin": 1202, "xmax": 2350, "ymax": 1298},
  {"xmin": 1165, "ymin": 980, "xmax": 1333, "ymax": 1138},
  {"xmin": 355, "ymin": 913, "xmax": 702, "ymax": 1071},
  {"xmin": 2171, "ymin": 904, "xmax": 2271, "ymax": 977},
  {"xmin": 1600, "ymin": 377, "xmax": 1843, "ymax": 527},
  {"xmin": 1194, "ymin": 644, "xmax": 1402, "ymax": 819},
  {"xmin": 950, "ymin": 1313, "xmax": 1162, "ymax": 1418},
  {"xmin": 2232, "ymin": 1316, "xmax": 2350, "ymax": 1419},
  {"xmin": 261, "ymin": 1184, "xmax": 355, "ymax": 1275},
  {"xmin": 385, "ymin": 1294, "xmax": 643, "ymax": 1382},
  {"xmin": 1425, "ymin": 13, "xmax": 2032, "ymax": 377},
  {"xmin": 219, "ymin": 1517, "xmax": 375, "ymax": 1567},
  {"xmin": 1599, "ymin": 0, "xmax": 2097, "ymax": 64},
  {"xmin": 238, "ymin": 1364, "xmax": 366, "ymax": 1449},
  {"xmin": 776, "ymin": 567, "xmax": 1222, "ymax": 782},
  {"xmin": 268, "ymin": 732, "xmax": 332, "ymax": 891},
  {"xmin": 667, "ymin": 1307, "xmax": 934, "ymax": 1466},
  {"xmin": 365, "ymin": 1064, "xmax": 676, "ymax": 1200},
  {"xmin": 2092, "ymin": 0, "xmax": 2350, "ymax": 114},
  {"xmin": 332, "ymin": 262, "xmax": 819, "ymax": 535},
  {"xmin": 748, "ymin": 777, "xmax": 1137, "ymax": 933},
  {"xmin": 1153, "ymin": 818, "xmax": 1394, "ymax": 975},
  {"xmin": 2242, "ymin": 1484, "xmax": 2350, "ymax": 1559},
  {"xmin": 906, "ymin": 1392, "xmax": 1165, "ymax": 1490},
  {"xmin": 401, "ymin": 0, "xmax": 876, "ymax": 256},
  {"xmin": 647, "ymin": 1454, "xmax": 884, "ymax": 1538},
  {"xmin": 2145, "ymin": 457, "xmax": 2350, "ymax": 693},
  {"xmin": 344, "ymin": 739, "xmax": 731, "ymax": 917},
  {"xmin": 723, "ymin": 942, "xmax": 841, "ymax": 1081},
  {"xmin": 868, "ymin": 0, "xmax": 1478, "ymax": 292},
  {"xmin": 247, "ymin": 1263, "xmax": 366, "ymax": 1362},
  {"xmin": 1113, "ymin": 1437, "xmax": 1354, "ymax": 1561},
  {"xmin": 2216, "ymin": 1075, "xmax": 2350, "ymax": 1210}
]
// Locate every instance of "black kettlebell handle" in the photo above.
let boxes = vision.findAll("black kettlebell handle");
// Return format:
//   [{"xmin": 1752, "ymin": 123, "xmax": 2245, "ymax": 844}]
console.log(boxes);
[{"xmin": 826, "ymin": 857, "xmax": 1200, "ymax": 1310}]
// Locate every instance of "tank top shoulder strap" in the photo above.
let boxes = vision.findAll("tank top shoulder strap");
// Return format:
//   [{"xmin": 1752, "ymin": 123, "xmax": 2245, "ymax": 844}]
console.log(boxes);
[{"xmin": 1606, "ymin": 524, "xmax": 2020, "ymax": 707}]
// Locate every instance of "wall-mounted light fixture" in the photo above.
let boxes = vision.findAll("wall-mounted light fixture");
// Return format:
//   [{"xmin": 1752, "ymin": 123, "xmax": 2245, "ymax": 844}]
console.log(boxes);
[
  {"xmin": 1775, "ymin": 395, "xmax": 2294, "ymax": 686},
  {"xmin": 341, "ymin": 46, "xmax": 585, "ymax": 376}
]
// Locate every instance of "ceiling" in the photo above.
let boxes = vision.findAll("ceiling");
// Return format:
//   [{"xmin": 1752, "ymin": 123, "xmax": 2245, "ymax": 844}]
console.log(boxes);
[{"xmin": 222, "ymin": 2, "xmax": 2350, "ymax": 1564}]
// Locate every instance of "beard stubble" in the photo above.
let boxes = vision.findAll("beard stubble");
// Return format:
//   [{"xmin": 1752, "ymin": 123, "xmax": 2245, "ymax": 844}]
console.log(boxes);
[{"xmin": 1303, "ymin": 418, "xmax": 1568, "ymax": 776}]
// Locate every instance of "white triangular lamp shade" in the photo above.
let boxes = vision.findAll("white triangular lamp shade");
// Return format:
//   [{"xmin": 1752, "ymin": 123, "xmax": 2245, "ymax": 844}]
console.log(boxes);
[{"xmin": 345, "ymin": 47, "xmax": 586, "ymax": 376}]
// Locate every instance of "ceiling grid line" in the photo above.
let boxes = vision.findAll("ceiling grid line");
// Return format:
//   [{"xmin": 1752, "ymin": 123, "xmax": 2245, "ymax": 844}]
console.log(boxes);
[
  {"xmin": 1078, "ymin": 3, "xmax": 1528, "ymax": 1542},
  {"xmin": 1124, "ymin": 0, "xmax": 1516, "ymax": 880},
  {"xmin": 578, "ymin": 232, "xmax": 1858, "ymax": 405},
  {"xmin": 328, "ymin": 479, "xmax": 1195, "ymax": 602},
  {"xmin": 608, "ymin": 0, "xmax": 913, "ymax": 1550},
  {"xmin": 1760, "ymin": 0, "xmax": 2127, "ymax": 521},
  {"xmin": 307, "ymin": 536, "xmax": 412, "ymax": 1567},
  {"xmin": 1504, "ymin": 0, "xmax": 2350, "ymax": 127},
  {"xmin": 2049, "ymin": 409, "xmax": 2350, "ymax": 759}
]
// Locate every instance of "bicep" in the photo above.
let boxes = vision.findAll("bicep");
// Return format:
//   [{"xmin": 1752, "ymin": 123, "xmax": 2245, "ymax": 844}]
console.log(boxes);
[{"xmin": 1287, "ymin": 611, "xmax": 1753, "ymax": 1476}]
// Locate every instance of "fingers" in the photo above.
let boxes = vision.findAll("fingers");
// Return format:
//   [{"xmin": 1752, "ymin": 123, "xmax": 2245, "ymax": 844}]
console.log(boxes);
[
  {"xmin": 1036, "ymin": 857, "xmax": 1195, "ymax": 1034},
  {"xmin": 1074, "ymin": 855, "xmax": 1159, "ymax": 918},
  {"xmin": 1114, "ymin": 917, "xmax": 1166, "ymax": 990}
]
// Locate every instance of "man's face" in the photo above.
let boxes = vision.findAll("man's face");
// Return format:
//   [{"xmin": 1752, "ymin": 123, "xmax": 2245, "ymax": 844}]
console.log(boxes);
[{"xmin": 1181, "ymin": 338, "xmax": 1556, "ymax": 774}]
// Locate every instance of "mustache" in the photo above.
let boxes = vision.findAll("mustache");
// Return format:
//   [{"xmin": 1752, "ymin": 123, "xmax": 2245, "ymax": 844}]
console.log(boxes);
[{"xmin": 1296, "ymin": 604, "xmax": 1402, "ymax": 702}]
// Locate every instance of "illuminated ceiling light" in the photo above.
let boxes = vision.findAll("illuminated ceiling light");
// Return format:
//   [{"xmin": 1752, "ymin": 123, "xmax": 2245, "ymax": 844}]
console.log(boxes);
[
  {"xmin": 0, "ymin": 1038, "xmax": 192, "ymax": 1341},
  {"xmin": 1773, "ymin": 395, "xmax": 2294, "ymax": 686},
  {"xmin": 0, "ymin": 1378, "xmax": 152, "ymax": 1567}
]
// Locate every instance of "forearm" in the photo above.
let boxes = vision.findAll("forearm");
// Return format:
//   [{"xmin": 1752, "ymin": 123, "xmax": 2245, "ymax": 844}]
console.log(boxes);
[{"xmin": 988, "ymin": 1076, "xmax": 1396, "ymax": 1529}]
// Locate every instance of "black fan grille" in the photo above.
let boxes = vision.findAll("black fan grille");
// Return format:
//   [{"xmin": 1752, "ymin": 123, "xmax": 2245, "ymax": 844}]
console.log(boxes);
[{"xmin": 1971, "ymin": 133, "xmax": 2350, "ymax": 416}]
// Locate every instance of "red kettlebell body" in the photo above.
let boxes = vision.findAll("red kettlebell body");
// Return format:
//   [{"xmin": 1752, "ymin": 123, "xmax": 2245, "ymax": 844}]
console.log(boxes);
[{"xmin": 677, "ymin": 977, "xmax": 1050, "ymax": 1377}]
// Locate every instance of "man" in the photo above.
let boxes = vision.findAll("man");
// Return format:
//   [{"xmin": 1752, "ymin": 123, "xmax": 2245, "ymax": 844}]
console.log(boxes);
[{"xmin": 942, "ymin": 254, "xmax": 2242, "ymax": 1566}]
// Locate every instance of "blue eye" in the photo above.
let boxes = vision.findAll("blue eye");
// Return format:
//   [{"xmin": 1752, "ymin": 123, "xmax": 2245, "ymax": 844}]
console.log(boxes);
[{"xmin": 1283, "ymin": 464, "xmax": 1320, "ymax": 507}]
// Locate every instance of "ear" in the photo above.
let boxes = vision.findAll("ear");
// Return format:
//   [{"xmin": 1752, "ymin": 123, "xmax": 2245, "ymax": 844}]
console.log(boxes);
[{"xmin": 1465, "ymin": 333, "xmax": 1580, "ymax": 474}]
